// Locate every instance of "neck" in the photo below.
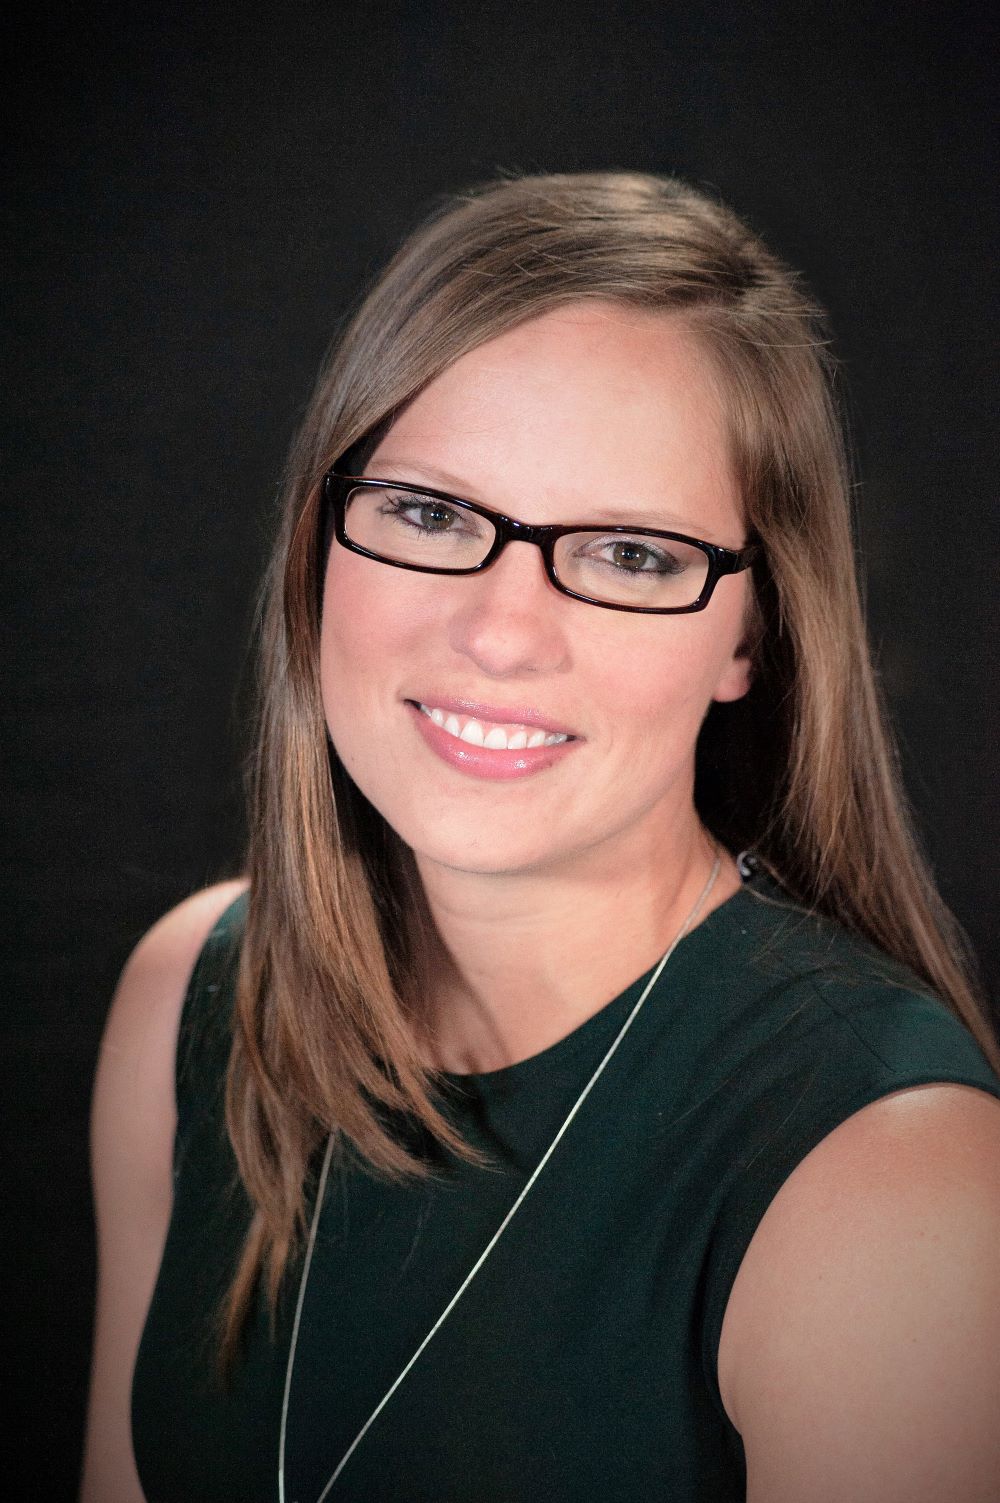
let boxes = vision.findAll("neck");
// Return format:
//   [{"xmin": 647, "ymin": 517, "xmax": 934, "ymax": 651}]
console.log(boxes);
[{"xmin": 413, "ymin": 817, "xmax": 737, "ymax": 1075}]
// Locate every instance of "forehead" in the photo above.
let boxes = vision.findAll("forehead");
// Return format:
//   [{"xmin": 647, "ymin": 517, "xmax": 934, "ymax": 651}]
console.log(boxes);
[{"xmin": 369, "ymin": 302, "xmax": 738, "ymax": 530}]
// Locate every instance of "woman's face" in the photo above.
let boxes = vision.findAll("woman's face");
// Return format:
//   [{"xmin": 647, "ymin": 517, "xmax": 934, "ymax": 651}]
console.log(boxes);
[{"xmin": 320, "ymin": 302, "xmax": 753, "ymax": 881}]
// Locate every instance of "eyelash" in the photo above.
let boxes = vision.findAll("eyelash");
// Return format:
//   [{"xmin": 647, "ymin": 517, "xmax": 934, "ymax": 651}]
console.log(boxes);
[
  {"xmin": 383, "ymin": 496, "xmax": 481, "ymax": 531},
  {"xmin": 575, "ymin": 538, "xmax": 685, "ymax": 575}
]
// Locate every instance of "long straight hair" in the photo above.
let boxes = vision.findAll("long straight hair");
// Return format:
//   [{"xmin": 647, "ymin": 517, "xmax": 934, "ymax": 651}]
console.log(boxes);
[{"xmin": 220, "ymin": 170, "xmax": 998, "ymax": 1362}]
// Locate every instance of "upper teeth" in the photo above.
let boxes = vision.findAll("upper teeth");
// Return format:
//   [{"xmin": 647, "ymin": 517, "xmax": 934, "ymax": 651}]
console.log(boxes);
[{"xmin": 418, "ymin": 704, "xmax": 569, "ymax": 750}]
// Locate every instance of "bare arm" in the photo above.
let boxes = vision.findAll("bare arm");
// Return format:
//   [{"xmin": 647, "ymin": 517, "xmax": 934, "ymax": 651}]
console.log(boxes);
[
  {"xmin": 718, "ymin": 1082, "xmax": 1000, "ymax": 1503},
  {"xmin": 79, "ymin": 880, "xmax": 248, "ymax": 1503}
]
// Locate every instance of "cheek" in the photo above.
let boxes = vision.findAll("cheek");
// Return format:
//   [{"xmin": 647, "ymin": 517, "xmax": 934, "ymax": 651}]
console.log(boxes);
[
  {"xmin": 586, "ymin": 612, "xmax": 745, "ymax": 742},
  {"xmin": 319, "ymin": 557, "xmax": 386, "ymax": 736},
  {"xmin": 319, "ymin": 553, "xmax": 429, "ymax": 740},
  {"xmin": 598, "ymin": 666, "xmax": 704, "ymax": 770}
]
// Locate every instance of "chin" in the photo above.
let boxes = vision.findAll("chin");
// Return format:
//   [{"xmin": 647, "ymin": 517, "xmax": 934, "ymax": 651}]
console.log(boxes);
[{"xmin": 407, "ymin": 830, "xmax": 555, "ymax": 880}]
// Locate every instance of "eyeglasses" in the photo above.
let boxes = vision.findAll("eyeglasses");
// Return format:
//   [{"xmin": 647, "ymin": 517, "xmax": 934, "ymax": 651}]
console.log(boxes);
[{"xmin": 323, "ymin": 472, "xmax": 760, "ymax": 614}]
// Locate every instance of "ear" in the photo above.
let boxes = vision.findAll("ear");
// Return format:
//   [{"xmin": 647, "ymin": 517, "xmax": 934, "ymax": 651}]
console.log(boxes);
[
  {"xmin": 712, "ymin": 645, "xmax": 754, "ymax": 704},
  {"xmin": 712, "ymin": 581, "xmax": 761, "ymax": 703}
]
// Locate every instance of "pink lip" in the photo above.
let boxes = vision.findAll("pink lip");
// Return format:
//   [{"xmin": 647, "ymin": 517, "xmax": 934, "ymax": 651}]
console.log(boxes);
[
  {"xmin": 406, "ymin": 695, "xmax": 579, "ymax": 738},
  {"xmin": 405, "ymin": 702, "xmax": 582, "ymax": 781}
]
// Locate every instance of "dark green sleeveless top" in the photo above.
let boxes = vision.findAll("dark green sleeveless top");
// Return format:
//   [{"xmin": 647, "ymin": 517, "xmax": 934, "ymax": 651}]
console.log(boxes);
[{"xmin": 132, "ymin": 874, "xmax": 1000, "ymax": 1502}]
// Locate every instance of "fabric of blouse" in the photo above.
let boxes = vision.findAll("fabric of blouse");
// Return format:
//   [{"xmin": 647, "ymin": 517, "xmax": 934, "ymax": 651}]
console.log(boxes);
[{"xmin": 131, "ymin": 872, "xmax": 1000, "ymax": 1502}]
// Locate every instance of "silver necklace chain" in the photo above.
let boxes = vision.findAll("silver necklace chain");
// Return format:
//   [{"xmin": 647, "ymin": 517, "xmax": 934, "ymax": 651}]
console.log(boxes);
[{"xmin": 278, "ymin": 852, "xmax": 722, "ymax": 1503}]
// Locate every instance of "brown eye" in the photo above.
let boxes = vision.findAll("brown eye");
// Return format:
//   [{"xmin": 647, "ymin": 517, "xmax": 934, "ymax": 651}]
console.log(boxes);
[
  {"xmin": 415, "ymin": 503, "xmax": 457, "ymax": 531},
  {"xmin": 607, "ymin": 540, "xmax": 672, "ymax": 573},
  {"xmin": 583, "ymin": 536, "xmax": 688, "ymax": 576}
]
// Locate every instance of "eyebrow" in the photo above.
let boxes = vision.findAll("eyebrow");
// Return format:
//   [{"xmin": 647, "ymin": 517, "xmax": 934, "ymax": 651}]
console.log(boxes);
[{"xmin": 364, "ymin": 458, "xmax": 702, "ymax": 533}]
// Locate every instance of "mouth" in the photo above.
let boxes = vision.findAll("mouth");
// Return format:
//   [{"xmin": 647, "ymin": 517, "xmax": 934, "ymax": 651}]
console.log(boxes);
[{"xmin": 412, "ymin": 702, "xmax": 574, "ymax": 751}]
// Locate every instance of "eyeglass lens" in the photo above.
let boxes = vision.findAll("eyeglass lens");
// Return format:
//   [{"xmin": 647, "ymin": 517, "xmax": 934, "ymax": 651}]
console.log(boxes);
[{"xmin": 342, "ymin": 484, "xmax": 712, "ymax": 609}]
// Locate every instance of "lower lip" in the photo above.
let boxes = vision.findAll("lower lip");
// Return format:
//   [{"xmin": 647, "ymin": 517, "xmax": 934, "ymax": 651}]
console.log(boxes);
[{"xmin": 406, "ymin": 702, "xmax": 581, "ymax": 781}]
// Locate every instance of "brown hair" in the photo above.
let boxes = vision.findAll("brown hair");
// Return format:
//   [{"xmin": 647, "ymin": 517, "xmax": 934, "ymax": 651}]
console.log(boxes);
[{"xmin": 221, "ymin": 170, "xmax": 998, "ymax": 1361}]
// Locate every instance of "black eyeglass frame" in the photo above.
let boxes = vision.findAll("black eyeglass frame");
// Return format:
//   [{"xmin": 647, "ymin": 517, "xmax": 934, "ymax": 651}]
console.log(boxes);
[{"xmin": 323, "ymin": 471, "xmax": 761, "ymax": 615}]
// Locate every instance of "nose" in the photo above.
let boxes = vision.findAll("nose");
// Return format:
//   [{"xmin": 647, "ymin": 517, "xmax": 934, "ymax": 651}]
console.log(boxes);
[{"xmin": 446, "ymin": 539, "xmax": 571, "ymax": 679}]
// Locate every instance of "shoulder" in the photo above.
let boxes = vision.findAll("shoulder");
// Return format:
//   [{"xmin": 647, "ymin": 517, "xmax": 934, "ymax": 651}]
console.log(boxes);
[
  {"xmin": 734, "ymin": 877, "xmax": 929, "ymax": 997},
  {"xmin": 101, "ymin": 879, "xmax": 249, "ymax": 1060},
  {"xmin": 112, "ymin": 877, "xmax": 248, "ymax": 1004},
  {"xmin": 93, "ymin": 878, "xmax": 249, "ymax": 1162},
  {"xmin": 691, "ymin": 881, "xmax": 1000, "ymax": 1192},
  {"xmin": 711, "ymin": 878, "xmax": 996, "ymax": 1092},
  {"xmin": 82, "ymin": 880, "xmax": 249, "ymax": 1502},
  {"xmin": 720, "ymin": 1081, "xmax": 1000, "ymax": 1502}
]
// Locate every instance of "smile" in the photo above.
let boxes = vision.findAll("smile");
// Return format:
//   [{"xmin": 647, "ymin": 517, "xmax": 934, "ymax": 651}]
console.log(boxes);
[{"xmin": 417, "ymin": 703, "xmax": 570, "ymax": 750}]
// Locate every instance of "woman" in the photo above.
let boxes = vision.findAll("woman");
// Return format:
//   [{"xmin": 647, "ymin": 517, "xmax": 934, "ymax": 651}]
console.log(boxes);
[{"xmin": 82, "ymin": 172, "xmax": 1000, "ymax": 1502}]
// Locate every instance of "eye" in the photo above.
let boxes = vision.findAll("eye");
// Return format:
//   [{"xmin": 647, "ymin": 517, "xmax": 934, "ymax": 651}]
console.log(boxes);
[
  {"xmin": 380, "ymin": 493, "xmax": 466, "ymax": 532},
  {"xmin": 614, "ymin": 540, "xmax": 675, "ymax": 573},
  {"xmin": 582, "ymin": 536, "xmax": 688, "ymax": 575}
]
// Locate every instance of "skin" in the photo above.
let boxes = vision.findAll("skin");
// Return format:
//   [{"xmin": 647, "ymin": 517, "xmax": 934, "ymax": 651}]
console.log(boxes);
[
  {"xmin": 320, "ymin": 301, "xmax": 753, "ymax": 1074},
  {"xmin": 81, "ymin": 880, "xmax": 248, "ymax": 1503},
  {"xmin": 720, "ymin": 1081, "xmax": 1000, "ymax": 1501},
  {"xmin": 82, "ymin": 300, "xmax": 1000, "ymax": 1501}
]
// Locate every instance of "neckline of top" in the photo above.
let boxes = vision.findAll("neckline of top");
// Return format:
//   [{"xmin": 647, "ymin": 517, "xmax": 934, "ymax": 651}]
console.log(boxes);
[{"xmin": 433, "ymin": 866, "xmax": 773, "ymax": 1092}]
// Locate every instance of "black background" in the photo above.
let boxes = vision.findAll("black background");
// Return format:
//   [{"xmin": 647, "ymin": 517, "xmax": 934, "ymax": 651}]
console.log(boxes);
[{"xmin": 5, "ymin": 2, "xmax": 998, "ymax": 1496}]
